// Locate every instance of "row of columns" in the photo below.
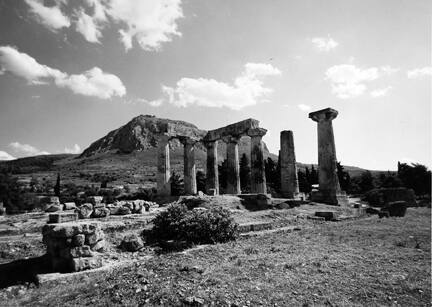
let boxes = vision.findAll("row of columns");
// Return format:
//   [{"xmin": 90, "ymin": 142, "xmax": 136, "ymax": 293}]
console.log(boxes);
[{"xmin": 205, "ymin": 128, "xmax": 267, "ymax": 195}]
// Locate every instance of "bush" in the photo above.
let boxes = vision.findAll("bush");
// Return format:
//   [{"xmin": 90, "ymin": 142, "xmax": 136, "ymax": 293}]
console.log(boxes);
[{"xmin": 148, "ymin": 203, "xmax": 238, "ymax": 246}]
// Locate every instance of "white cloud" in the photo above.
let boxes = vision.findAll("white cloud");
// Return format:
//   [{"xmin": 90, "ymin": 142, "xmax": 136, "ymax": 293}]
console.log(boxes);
[
  {"xmin": 25, "ymin": 0, "xmax": 70, "ymax": 31},
  {"xmin": 0, "ymin": 45, "xmax": 65, "ymax": 84},
  {"xmin": 162, "ymin": 63, "xmax": 281, "ymax": 110},
  {"xmin": 25, "ymin": 0, "xmax": 184, "ymax": 51},
  {"xmin": 9, "ymin": 142, "xmax": 50, "ymax": 157},
  {"xmin": 0, "ymin": 46, "xmax": 125, "ymax": 99},
  {"xmin": 311, "ymin": 35, "xmax": 339, "ymax": 52},
  {"xmin": 297, "ymin": 104, "xmax": 311, "ymax": 111},
  {"xmin": 407, "ymin": 66, "xmax": 432, "ymax": 79},
  {"xmin": 0, "ymin": 151, "xmax": 16, "ymax": 161},
  {"xmin": 55, "ymin": 67, "xmax": 126, "ymax": 99},
  {"xmin": 75, "ymin": 10, "xmax": 102, "ymax": 43},
  {"xmin": 325, "ymin": 64, "xmax": 398, "ymax": 99},
  {"xmin": 64, "ymin": 144, "xmax": 81, "ymax": 154},
  {"xmin": 370, "ymin": 86, "xmax": 392, "ymax": 98}
]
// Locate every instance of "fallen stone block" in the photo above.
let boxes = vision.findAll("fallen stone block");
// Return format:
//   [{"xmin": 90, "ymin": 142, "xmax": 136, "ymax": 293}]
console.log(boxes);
[
  {"xmin": 48, "ymin": 212, "xmax": 78, "ymax": 224},
  {"xmin": 120, "ymin": 234, "xmax": 144, "ymax": 252},
  {"xmin": 92, "ymin": 207, "xmax": 110, "ymax": 218},
  {"xmin": 91, "ymin": 240, "xmax": 106, "ymax": 252},
  {"xmin": 70, "ymin": 246, "xmax": 93, "ymax": 258},
  {"xmin": 63, "ymin": 202, "xmax": 77, "ymax": 210},
  {"xmin": 45, "ymin": 204, "xmax": 63, "ymax": 212},
  {"xmin": 77, "ymin": 203, "xmax": 93, "ymax": 219},
  {"xmin": 71, "ymin": 256, "xmax": 103, "ymax": 272},
  {"xmin": 314, "ymin": 211, "xmax": 337, "ymax": 221},
  {"xmin": 87, "ymin": 196, "xmax": 103, "ymax": 206},
  {"xmin": 72, "ymin": 234, "xmax": 85, "ymax": 247},
  {"xmin": 387, "ymin": 201, "xmax": 407, "ymax": 217},
  {"xmin": 118, "ymin": 206, "xmax": 131, "ymax": 215}
]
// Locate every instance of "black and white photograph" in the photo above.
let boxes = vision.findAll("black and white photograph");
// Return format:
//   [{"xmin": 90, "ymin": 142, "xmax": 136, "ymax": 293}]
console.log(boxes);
[{"xmin": 0, "ymin": 0, "xmax": 430, "ymax": 305}]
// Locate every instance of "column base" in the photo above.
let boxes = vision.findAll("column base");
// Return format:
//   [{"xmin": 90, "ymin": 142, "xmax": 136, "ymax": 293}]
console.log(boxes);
[{"xmin": 310, "ymin": 190, "xmax": 348, "ymax": 206}]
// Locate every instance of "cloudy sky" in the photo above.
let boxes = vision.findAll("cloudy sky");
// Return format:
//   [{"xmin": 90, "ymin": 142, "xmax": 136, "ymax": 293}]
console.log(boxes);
[{"xmin": 0, "ymin": 0, "xmax": 430, "ymax": 170}]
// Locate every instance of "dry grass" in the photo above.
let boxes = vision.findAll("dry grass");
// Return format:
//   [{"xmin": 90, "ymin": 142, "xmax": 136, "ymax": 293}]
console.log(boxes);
[{"xmin": 1, "ymin": 208, "xmax": 430, "ymax": 306}]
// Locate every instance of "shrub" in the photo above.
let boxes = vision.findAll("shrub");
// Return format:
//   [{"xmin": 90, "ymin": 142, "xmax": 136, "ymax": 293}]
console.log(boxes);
[{"xmin": 148, "ymin": 203, "xmax": 238, "ymax": 245}]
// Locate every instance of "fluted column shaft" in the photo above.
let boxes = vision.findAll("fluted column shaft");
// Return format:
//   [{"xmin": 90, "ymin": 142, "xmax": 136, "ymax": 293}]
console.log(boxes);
[
  {"xmin": 205, "ymin": 141, "xmax": 219, "ymax": 195},
  {"xmin": 248, "ymin": 128, "xmax": 267, "ymax": 194},
  {"xmin": 225, "ymin": 136, "xmax": 241, "ymax": 194},
  {"xmin": 157, "ymin": 135, "xmax": 171, "ymax": 196}
]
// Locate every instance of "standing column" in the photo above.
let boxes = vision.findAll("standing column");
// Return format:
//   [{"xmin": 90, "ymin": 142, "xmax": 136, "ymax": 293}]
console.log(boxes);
[
  {"xmin": 248, "ymin": 128, "xmax": 267, "ymax": 194},
  {"xmin": 181, "ymin": 138, "xmax": 197, "ymax": 195},
  {"xmin": 205, "ymin": 141, "xmax": 219, "ymax": 195},
  {"xmin": 309, "ymin": 108, "xmax": 341, "ymax": 204},
  {"xmin": 225, "ymin": 136, "xmax": 241, "ymax": 194},
  {"xmin": 157, "ymin": 135, "xmax": 171, "ymax": 196},
  {"xmin": 280, "ymin": 130, "xmax": 299, "ymax": 198}
]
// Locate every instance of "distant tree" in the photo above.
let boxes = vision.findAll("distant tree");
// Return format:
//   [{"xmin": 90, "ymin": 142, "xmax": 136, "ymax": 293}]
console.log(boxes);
[
  {"xmin": 397, "ymin": 162, "xmax": 431, "ymax": 196},
  {"xmin": 218, "ymin": 159, "xmax": 228, "ymax": 194},
  {"xmin": 336, "ymin": 162, "xmax": 351, "ymax": 192},
  {"xmin": 309, "ymin": 165, "xmax": 318, "ymax": 184},
  {"xmin": 265, "ymin": 157, "xmax": 280, "ymax": 193},
  {"xmin": 378, "ymin": 171, "xmax": 402, "ymax": 188},
  {"xmin": 0, "ymin": 171, "xmax": 37, "ymax": 213},
  {"xmin": 54, "ymin": 173, "xmax": 61, "ymax": 196},
  {"xmin": 239, "ymin": 154, "xmax": 251, "ymax": 193},
  {"xmin": 196, "ymin": 170, "xmax": 206, "ymax": 193},
  {"xmin": 170, "ymin": 171, "xmax": 184, "ymax": 196},
  {"xmin": 358, "ymin": 170, "xmax": 375, "ymax": 193},
  {"xmin": 297, "ymin": 170, "xmax": 311, "ymax": 193}
]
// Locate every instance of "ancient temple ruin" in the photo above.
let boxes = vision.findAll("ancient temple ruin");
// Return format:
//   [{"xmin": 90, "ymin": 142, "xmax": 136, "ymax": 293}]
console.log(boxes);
[{"xmin": 156, "ymin": 119, "xmax": 267, "ymax": 196}]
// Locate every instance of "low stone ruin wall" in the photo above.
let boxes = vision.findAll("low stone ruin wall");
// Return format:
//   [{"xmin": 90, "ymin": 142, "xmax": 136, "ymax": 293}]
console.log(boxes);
[{"xmin": 42, "ymin": 221, "xmax": 107, "ymax": 272}]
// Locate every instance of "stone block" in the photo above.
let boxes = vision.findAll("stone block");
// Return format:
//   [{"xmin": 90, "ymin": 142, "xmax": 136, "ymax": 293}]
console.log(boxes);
[
  {"xmin": 314, "ymin": 211, "xmax": 337, "ymax": 221},
  {"xmin": 87, "ymin": 196, "xmax": 103, "ymax": 205},
  {"xmin": 120, "ymin": 234, "xmax": 144, "ymax": 252},
  {"xmin": 106, "ymin": 204, "xmax": 120, "ymax": 215},
  {"xmin": 387, "ymin": 201, "xmax": 407, "ymax": 217},
  {"xmin": 45, "ymin": 204, "xmax": 63, "ymax": 212},
  {"xmin": 78, "ymin": 203, "xmax": 93, "ymax": 219},
  {"xmin": 71, "ymin": 256, "xmax": 103, "ymax": 272},
  {"xmin": 43, "ymin": 224, "xmax": 84, "ymax": 238},
  {"xmin": 48, "ymin": 212, "xmax": 78, "ymax": 224},
  {"xmin": 70, "ymin": 246, "xmax": 93, "ymax": 258},
  {"xmin": 85, "ymin": 230, "xmax": 104, "ymax": 245},
  {"xmin": 72, "ymin": 234, "xmax": 85, "ymax": 247},
  {"xmin": 92, "ymin": 207, "xmax": 110, "ymax": 218},
  {"xmin": 118, "ymin": 206, "xmax": 131, "ymax": 215},
  {"xmin": 91, "ymin": 240, "xmax": 106, "ymax": 252},
  {"xmin": 63, "ymin": 202, "xmax": 77, "ymax": 210}
]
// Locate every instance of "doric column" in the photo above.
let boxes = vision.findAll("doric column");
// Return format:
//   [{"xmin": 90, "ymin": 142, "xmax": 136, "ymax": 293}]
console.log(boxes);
[
  {"xmin": 157, "ymin": 134, "xmax": 171, "ymax": 196},
  {"xmin": 205, "ymin": 140, "xmax": 219, "ymax": 195},
  {"xmin": 225, "ymin": 136, "xmax": 241, "ymax": 194},
  {"xmin": 180, "ymin": 137, "xmax": 197, "ymax": 195},
  {"xmin": 248, "ymin": 128, "xmax": 267, "ymax": 194},
  {"xmin": 309, "ymin": 108, "xmax": 341, "ymax": 204},
  {"xmin": 280, "ymin": 130, "xmax": 299, "ymax": 198}
]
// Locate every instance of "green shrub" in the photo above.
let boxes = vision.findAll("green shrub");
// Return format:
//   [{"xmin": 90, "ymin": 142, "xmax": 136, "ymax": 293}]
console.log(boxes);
[{"xmin": 148, "ymin": 203, "xmax": 238, "ymax": 245}]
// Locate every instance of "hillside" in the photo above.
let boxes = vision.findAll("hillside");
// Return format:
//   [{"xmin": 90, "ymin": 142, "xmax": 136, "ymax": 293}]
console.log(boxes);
[{"xmin": 0, "ymin": 114, "xmax": 385, "ymax": 187}]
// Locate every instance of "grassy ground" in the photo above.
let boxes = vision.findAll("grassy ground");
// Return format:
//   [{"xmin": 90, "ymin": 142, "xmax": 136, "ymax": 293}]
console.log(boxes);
[{"xmin": 1, "ymin": 207, "xmax": 430, "ymax": 306}]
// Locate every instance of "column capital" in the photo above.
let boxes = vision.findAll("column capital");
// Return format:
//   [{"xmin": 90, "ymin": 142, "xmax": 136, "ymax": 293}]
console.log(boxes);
[
  {"xmin": 178, "ymin": 136, "xmax": 199, "ymax": 146},
  {"xmin": 247, "ymin": 128, "xmax": 267, "ymax": 138},
  {"xmin": 309, "ymin": 108, "xmax": 338, "ymax": 122}
]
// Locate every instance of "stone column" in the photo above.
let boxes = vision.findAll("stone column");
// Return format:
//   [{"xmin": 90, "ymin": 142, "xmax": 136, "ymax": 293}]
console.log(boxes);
[
  {"xmin": 157, "ymin": 135, "xmax": 171, "ymax": 196},
  {"xmin": 181, "ymin": 138, "xmax": 197, "ymax": 195},
  {"xmin": 248, "ymin": 128, "xmax": 267, "ymax": 194},
  {"xmin": 205, "ymin": 141, "xmax": 219, "ymax": 195},
  {"xmin": 225, "ymin": 136, "xmax": 241, "ymax": 194},
  {"xmin": 309, "ymin": 108, "xmax": 341, "ymax": 204},
  {"xmin": 280, "ymin": 130, "xmax": 299, "ymax": 198}
]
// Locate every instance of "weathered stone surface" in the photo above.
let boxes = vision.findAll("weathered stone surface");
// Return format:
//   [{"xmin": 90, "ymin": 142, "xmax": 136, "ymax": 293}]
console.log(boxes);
[
  {"xmin": 72, "ymin": 234, "xmax": 85, "ymax": 247},
  {"xmin": 226, "ymin": 136, "xmax": 241, "ymax": 194},
  {"xmin": 87, "ymin": 196, "xmax": 103, "ymax": 205},
  {"xmin": 118, "ymin": 206, "xmax": 131, "ymax": 215},
  {"xmin": 91, "ymin": 240, "xmax": 106, "ymax": 252},
  {"xmin": 106, "ymin": 204, "xmax": 120, "ymax": 215},
  {"xmin": 205, "ymin": 141, "xmax": 219, "ymax": 195},
  {"xmin": 204, "ymin": 118, "xmax": 259, "ymax": 142},
  {"xmin": 157, "ymin": 134, "xmax": 171, "ymax": 196},
  {"xmin": 48, "ymin": 212, "xmax": 78, "ymax": 224},
  {"xmin": 85, "ymin": 230, "xmax": 104, "ymax": 245},
  {"xmin": 309, "ymin": 108, "xmax": 342, "ymax": 205},
  {"xmin": 77, "ymin": 203, "xmax": 93, "ymax": 219},
  {"xmin": 63, "ymin": 202, "xmax": 77, "ymax": 210},
  {"xmin": 280, "ymin": 130, "xmax": 300, "ymax": 198},
  {"xmin": 71, "ymin": 256, "xmax": 103, "ymax": 272},
  {"xmin": 45, "ymin": 204, "xmax": 63, "ymax": 212},
  {"xmin": 314, "ymin": 211, "xmax": 337, "ymax": 221},
  {"xmin": 181, "ymin": 138, "xmax": 197, "ymax": 195},
  {"xmin": 92, "ymin": 207, "xmax": 110, "ymax": 218},
  {"xmin": 70, "ymin": 246, "xmax": 93, "ymax": 258},
  {"xmin": 249, "ymin": 128, "xmax": 267, "ymax": 194},
  {"xmin": 120, "ymin": 234, "xmax": 144, "ymax": 252}
]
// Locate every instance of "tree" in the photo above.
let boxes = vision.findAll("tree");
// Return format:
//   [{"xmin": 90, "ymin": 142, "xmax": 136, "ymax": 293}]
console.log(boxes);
[
  {"xmin": 297, "ymin": 170, "xmax": 311, "ymax": 193},
  {"xmin": 0, "ymin": 171, "xmax": 37, "ymax": 213},
  {"xmin": 358, "ymin": 170, "xmax": 375, "ymax": 193},
  {"xmin": 54, "ymin": 173, "xmax": 61, "ymax": 197},
  {"xmin": 309, "ymin": 165, "xmax": 318, "ymax": 185},
  {"xmin": 265, "ymin": 157, "xmax": 280, "ymax": 193},
  {"xmin": 196, "ymin": 170, "xmax": 206, "ymax": 193},
  {"xmin": 218, "ymin": 159, "xmax": 228, "ymax": 194},
  {"xmin": 336, "ymin": 162, "xmax": 351, "ymax": 192},
  {"xmin": 398, "ymin": 162, "xmax": 431, "ymax": 196},
  {"xmin": 378, "ymin": 171, "xmax": 402, "ymax": 188},
  {"xmin": 239, "ymin": 154, "xmax": 251, "ymax": 193},
  {"xmin": 170, "ymin": 171, "xmax": 184, "ymax": 196}
]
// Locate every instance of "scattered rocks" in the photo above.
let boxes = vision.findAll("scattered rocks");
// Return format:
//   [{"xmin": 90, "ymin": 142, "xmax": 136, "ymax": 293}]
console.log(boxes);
[
  {"xmin": 92, "ymin": 207, "xmax": 110, "ymax": 218},
  {"xmin": 77, "ymin": 203, "xmax": 93, "ymax": 219},
  {"xmin": 48, "ymin": 212, "xmax": 78, "ymax": 224},
  {"xmin": 63, "ymin": 202, "xmax": 77, "ymax": 210},
  {"xmin": 120, "ymin": 234, "xmax": 144, "ymax": 252},
  {"xmin": 45, "ymin": 204, "xmax": 63, "ymax": 212}
]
